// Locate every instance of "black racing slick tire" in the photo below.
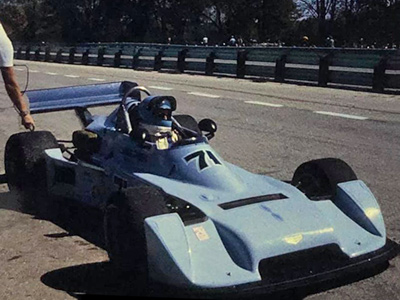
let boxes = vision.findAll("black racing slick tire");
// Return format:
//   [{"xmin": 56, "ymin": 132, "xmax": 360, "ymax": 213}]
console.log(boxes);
[
  {"xmin": 291, "ymin": 158, "xmax": 357, "ymax": 199},
  {"xmin": 104, "ymin": 186, "xmax": 169, "ymax": 274},
  {"xmin": 5, "ymin": 131, "xmax": 58, "ymax": 209}
]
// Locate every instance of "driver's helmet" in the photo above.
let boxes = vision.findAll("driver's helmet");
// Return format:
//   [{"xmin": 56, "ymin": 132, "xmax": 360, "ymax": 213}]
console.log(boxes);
[{"xmin": 130, "ymin": 95, "xmax": 177, "ymax": 137}]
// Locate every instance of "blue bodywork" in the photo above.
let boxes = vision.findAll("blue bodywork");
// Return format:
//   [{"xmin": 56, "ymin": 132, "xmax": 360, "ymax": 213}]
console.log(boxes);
[{"xmin": 26, "ymin": 81, "xmax": 398, "ymax": 295}]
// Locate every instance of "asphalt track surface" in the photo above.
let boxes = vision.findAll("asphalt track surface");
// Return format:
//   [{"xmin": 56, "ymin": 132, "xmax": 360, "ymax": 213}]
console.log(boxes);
[{"xmin": 0, "ymin": 61, "xmax": 399, "ymax": 299}]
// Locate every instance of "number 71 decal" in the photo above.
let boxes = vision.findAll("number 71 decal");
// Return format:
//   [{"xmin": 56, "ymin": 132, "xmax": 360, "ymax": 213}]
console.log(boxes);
[{"xmin": 184, "ymin": 150, "xmax": 222, "ymax": 171}]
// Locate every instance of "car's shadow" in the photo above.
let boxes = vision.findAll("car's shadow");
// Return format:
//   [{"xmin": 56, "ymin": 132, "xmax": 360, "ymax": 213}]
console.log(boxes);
[
  {"xmin": 0, "ymin": 190, "xmax": 391, "ymax": 299},
  {"xmin": 0, "ymin": 189, "xmax": 106, "ymax": 247},
  {"xmin": 40, "ymin": 260, "xmax": 389, "ymax": 300},
  {"xmin": 40, "ymin": 262, "xmax": 150, "ymax": 298}
]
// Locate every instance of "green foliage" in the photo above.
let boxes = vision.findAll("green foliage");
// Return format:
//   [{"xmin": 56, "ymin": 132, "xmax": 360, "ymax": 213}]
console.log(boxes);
[
  {"xmin": 293, "ymin": 0, "xmax": 400, "ymax": 47},
  {"xmin": 256, "ymin": 0, "xmax": 297, "ymax": 42},
  {"xmin": 0, "ymin": 0, "xmax": 398, "ymax": 47}
]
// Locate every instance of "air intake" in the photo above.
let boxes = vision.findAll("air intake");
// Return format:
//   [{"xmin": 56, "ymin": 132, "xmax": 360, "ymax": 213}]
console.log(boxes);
[
  {"xmin": 219, "ymin": 194, "xmax": 288, "ymax": 210},
  {"xmin": 259, "ymin": 244, "xmax": 349, "ymax": 283}
]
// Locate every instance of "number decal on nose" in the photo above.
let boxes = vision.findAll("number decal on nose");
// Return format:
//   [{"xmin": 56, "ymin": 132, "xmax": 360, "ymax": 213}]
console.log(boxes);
[{"xmin": 184, "ymin": 150, "xmax": 222, "ymax": 171}]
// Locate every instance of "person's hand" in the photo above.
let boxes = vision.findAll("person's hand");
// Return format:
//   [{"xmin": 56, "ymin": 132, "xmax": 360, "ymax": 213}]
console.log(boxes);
[
  {"xmin": 171, "ymin": 129, "xmax": 181, "ymax": 143},
  {"xmin": 21, "ymin": 113, "xmax": 35, "ymax": 131}
]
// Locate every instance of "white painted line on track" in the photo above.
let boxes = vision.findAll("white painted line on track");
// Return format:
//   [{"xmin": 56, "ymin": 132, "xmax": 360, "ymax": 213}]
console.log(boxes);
[
  {"xmin": 45, "ymin": 72, "xmax": 58, "ymax": 75},
  {"xmin": 188, "ymin": 92, "xmax": 220, "ymax": 98},
  {"xmin": 88, "ymin": 78, "xmax": 106, "ymax": 82},
  {"xmin": 245, "ymin": 101, "xmax": 284, "ymax": 108},
  {"xmin": 14, "ymin": 68, "xmax": 24, "ymax": 71},
  {"xmin": 29, "ymin": 70, "xmax": 39, "ymax": 73},
  {"xmin": 65, "ymin": 75, "xmax": 80, "ymax": 78},
  {"xmin": 148, "ymin": 85, "xmax": 173, "ymax": 91},
  {"xmin": 314, "ymin": 111, "xmax": 368, "ymax": 120}
]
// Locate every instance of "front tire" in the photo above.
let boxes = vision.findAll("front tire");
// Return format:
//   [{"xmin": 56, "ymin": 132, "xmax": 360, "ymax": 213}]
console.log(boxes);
[
  {"xmin": 291, "ymin": 158, "xmax": 357, "ymax": 199},
  {"xmin": 104, "ymin": 186, "xmax": 169, "ymax": 275}
]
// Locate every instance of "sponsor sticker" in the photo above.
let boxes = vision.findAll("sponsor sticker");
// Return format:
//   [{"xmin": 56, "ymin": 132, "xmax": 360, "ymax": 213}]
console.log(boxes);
[{"xmin": 193, "ymin": 226, "xmax": 210, "ymax": 241}]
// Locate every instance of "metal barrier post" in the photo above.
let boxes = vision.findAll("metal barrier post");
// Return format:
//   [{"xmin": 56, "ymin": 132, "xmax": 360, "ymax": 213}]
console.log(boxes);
[
  {"xmin": 25, "ymin": 46, "xmax": 31, "ymax": 60},
  {"xmin": 82, "ymin": 49, "xmax": 89, "ymax": 65},
  {"xmin": 275, "ymin": 54, "xmax": 287, "ymax": 82},
  {"xmin": 114, "ymin": 49, "xmax": 122, "ymax": 67},
  {"xmin": 16, "ymin": 47, "xmax": 22, "ymax": 59},
  {"xmin": 237, "ymin": 50, "xmax": 247, "ymax": 78},
  {"xmin": 206, "ymin": 51, "xmax": 216, "ymax": 75},
  {"xmin": 318, "ymin": 53, "xmax": 332, "ymax": 87},
  {"xmin": 177, "ymin": 49, "xmax": 188, "ymax": 73},
  {"xmin": 373, "ymin": 56, "xmax": 388, "ymax": 92},
  {"xmin": 68, "ymin": 47, "xmax": 76, "ymax": 64},
  {"xmin": 97, "ymin": 47, "xmax": 105, "ymax": 66},
  {"xmin": 132, "ymin": 48, "xmax": 141, "ymax": 69},
  {"xmin": 154, "ymin": 50, "xmax": 163, "ymax": 71},
  {"xmin": 55, "ymin": 49, "xmax": 62, "ymax": 63},
  {"xmin": 45, "ymin": 47, "xmax": 51, "ymax": 62},
  {"xmin": 34, "ymin": 48, "xmax": 41, "ymax": 61}
]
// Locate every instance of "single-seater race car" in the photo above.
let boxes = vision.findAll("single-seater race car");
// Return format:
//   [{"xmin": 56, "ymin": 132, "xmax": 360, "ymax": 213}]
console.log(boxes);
[{"xmin": 4, "ymin": 81, "xmax": 398, "ymax": 297}]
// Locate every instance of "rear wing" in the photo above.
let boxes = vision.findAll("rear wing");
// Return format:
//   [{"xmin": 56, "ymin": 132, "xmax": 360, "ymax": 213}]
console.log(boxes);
[{"xmin": 27, "ymin": 81, "xmax": 138, "ymax": 114}]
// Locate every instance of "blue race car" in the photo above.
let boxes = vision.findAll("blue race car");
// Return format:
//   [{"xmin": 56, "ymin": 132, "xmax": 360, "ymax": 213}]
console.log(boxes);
[{"xmin": 4, "ymin": 81, "xmax": 398, "ymax": 297}]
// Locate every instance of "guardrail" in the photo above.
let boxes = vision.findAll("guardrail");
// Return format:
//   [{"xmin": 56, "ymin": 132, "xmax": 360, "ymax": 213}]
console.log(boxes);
[{"xmin": 14, "ymin": 43, "xmax": 400, "ymax": 92}]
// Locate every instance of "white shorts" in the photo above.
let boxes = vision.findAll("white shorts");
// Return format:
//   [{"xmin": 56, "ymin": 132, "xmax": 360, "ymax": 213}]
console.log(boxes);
[{"xmin": 0, "ymin": 23, "xmax": 14, "ymax": 67}]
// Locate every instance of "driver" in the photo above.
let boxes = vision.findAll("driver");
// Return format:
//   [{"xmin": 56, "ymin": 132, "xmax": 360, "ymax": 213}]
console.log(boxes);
[{"xmin": 128, "ymin": 96, "xmax": 180, "ymax": 148}]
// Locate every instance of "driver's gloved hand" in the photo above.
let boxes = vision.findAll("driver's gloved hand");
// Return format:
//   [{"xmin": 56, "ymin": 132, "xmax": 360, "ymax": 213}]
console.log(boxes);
[{"xmin": 171, "ymin": 130, "xmax": 180, "ymax": 143}]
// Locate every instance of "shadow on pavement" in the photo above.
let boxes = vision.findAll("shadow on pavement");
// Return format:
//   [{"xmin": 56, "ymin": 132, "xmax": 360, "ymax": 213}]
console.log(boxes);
[
  {"xmin": 39, "ymin": 199, "xmax": 107, "ymax": 249},
  {"xmin": 40, "ymin": 261, "xmax": 303, "ymax": 299},
  {"xmin": 0, "ymin": 189, "xmax": 25, "ymax": 212},
  {"xmin": 0, "ymin": 189, "xmax": 106, "ymax": 248},
  {"xmin": 40, "ymin": 253, "xmax": 390, "ymax": 299},
  {"xmin": 41, "ymin": 262, "xmax": 148, "ymax": 299}
]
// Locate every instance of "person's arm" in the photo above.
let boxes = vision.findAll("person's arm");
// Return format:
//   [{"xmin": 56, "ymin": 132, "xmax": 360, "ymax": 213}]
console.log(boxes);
[{"xmin": 1, "ymin": 67, "xmax": 35, "ymax": 129}]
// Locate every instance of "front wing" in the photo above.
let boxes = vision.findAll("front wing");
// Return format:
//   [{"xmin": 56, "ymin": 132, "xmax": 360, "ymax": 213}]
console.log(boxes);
[{"xmin": 151, "ymin": 239, "xmax": 398, "ymax": 298}]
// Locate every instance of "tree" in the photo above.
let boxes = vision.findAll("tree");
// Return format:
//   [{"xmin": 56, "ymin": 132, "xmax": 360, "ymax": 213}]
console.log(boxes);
[
  {"xmin": 296, "ymin": 0, "xmax": 343, "ymax": 44},
  {"xmin": 199, "ymin": 0, "xmax": 297, "ymax": 45},
  {"xmin": 0, "ymin": 1, "xmax": 27, "ymax": 40},
  {"xmin": 1, "ymin": 0, "xmax": 398, "ymax": 47},
  {"xmin": 257, "ymin": 0, "xmax": 297, "ymax": 43},
  {"xmin": 152, "ymin": 0, "xmax": 206, "ymax": 44}
]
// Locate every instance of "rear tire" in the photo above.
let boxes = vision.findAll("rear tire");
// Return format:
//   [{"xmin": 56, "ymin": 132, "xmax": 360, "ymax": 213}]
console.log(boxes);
[
  {"xmin": 5, "ymin": 131, "xmax": 58, "ymax": 211},
  {"xmin": 291, "ymin": 158, "xmax": 357, "ymax": 199},
  {"xmin": 104, "ymin": 186, "xmax": 169, "ymax": 275}
]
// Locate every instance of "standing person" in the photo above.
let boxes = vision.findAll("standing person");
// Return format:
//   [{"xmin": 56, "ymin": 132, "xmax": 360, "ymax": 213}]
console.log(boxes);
[
  {"xmin": 301, "ymin": 36, "xmax": 310, "ymax": 47},
  {"xmin": 237, "ymin": 36, "xmax": 244, "ymax": 47},
  {"xmin": 202, "ymin": 36, "xmax": 208, "ymax": 46},
  {"xmin": 229, "ymin": 35, "xmax": 236, "ymax": 46},
  {"xmin": 0, "ymin": 21, "xmax": 35, "ymax": 130},
  {"xmin": 329, "ymin": 36, "xmax": 335, "ymax": 48}
]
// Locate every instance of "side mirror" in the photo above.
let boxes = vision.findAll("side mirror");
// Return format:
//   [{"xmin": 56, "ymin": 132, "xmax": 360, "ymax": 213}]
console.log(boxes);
[{"xmin": 198, "ymin": 118, "xmax": 217, "ymax": 140}]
